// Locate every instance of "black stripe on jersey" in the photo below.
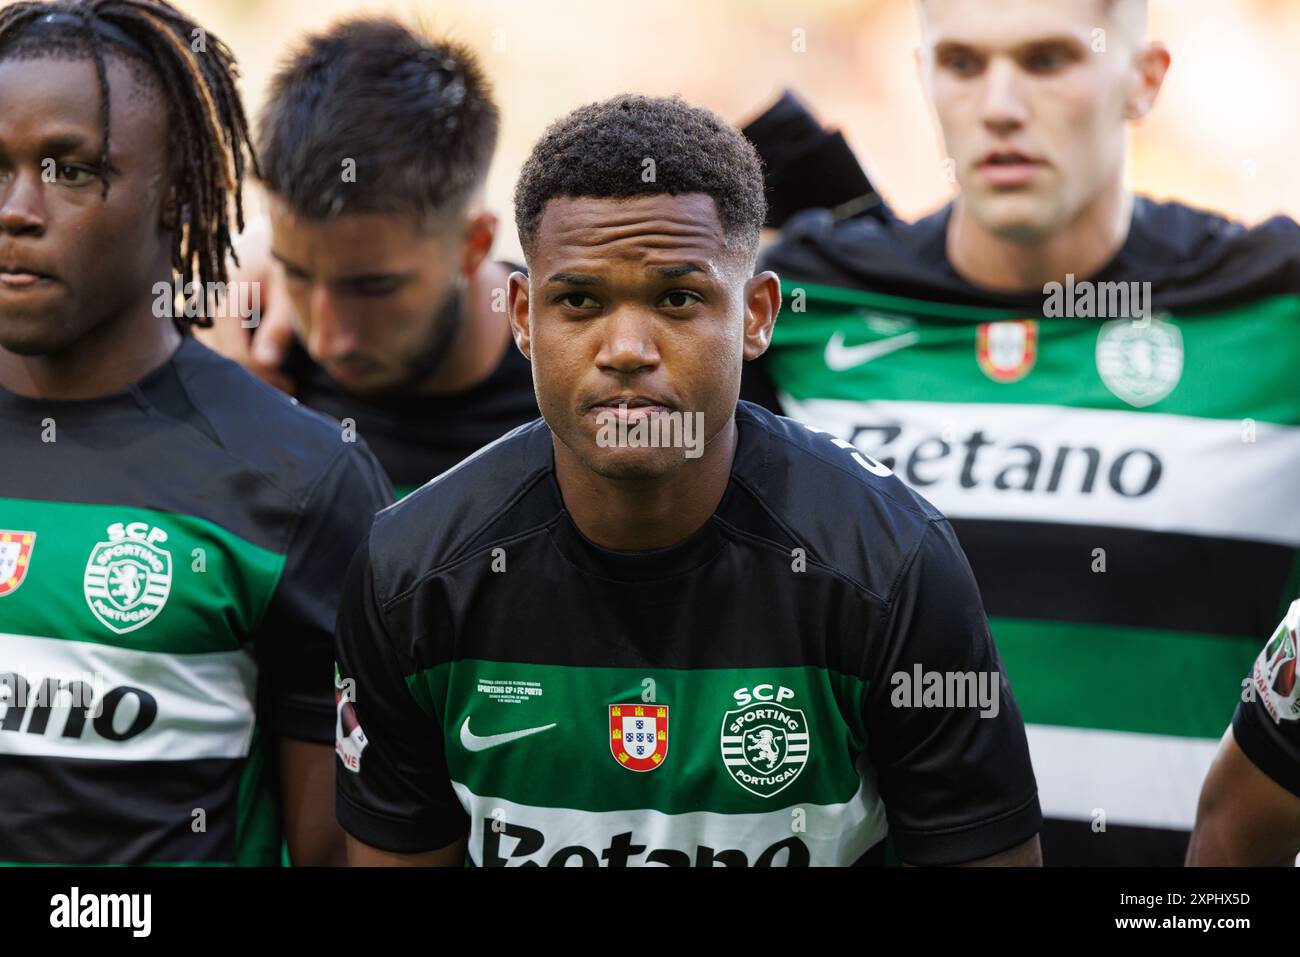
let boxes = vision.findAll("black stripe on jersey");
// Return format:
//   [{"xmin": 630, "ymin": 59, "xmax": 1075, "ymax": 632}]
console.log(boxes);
[
  {"xmin": 0, "ymin": 336, "xmax": 389, "ymax": 553},
  {"xmin": 951, "ymin": 518, "xmax": 1293, "ymax": 640},
  {"xmin": 1040, "ymin": 816, "xmax": 1188, "ymax": 867},
  {"xmin": 0, "ymin": 755, "xmax": 241, "ymax": 864}
]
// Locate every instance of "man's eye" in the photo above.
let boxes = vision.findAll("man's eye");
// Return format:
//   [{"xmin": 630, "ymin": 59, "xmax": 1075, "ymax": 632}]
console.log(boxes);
[
  {"xmin": 659, "ymin": 290, "xmax": 701, "ymax": 309},
  {"xmin": 942, "ymin": 53, "xmax": 981, "ymax": 77},
  {"xmin": 1025, "ymin": 48, "xmax": 1069, "ymax": 73},
  {"xmin": 558, "ymin": 292, "xmax": 598, "ymax": 309},
  {"xmin": 57, "ymin": 164, "xmax": 96, "ymax": 186}
]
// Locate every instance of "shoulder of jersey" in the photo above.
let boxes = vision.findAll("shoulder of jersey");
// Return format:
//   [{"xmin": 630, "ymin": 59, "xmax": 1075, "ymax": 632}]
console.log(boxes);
[
  {"xmin": 368, "ymin": 417, "xmax": 552, "ymax": 587},
  {"xmin": 734, "ymin": 402, "xmax": 943, "ymax": 598},
  {"xmin": 760, "ymin": 204, "xmax": 943, "ymax": 290},
  {"xmin": 177, "ymin": 337, "xmax": 377, "ymax": 498}
]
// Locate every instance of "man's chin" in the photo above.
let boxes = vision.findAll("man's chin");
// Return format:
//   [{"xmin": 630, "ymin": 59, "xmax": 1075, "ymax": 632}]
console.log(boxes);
[
  {"xmin": 324, "ymin": 364, "xmax": 403, "ymax": 397},
  {"xmin": 967, "ymin": 192, "xmax": 1062, "ymax": 243},
  {"xmin": 582, "ymin": 446, "xmax": 686, "ymax": 482},
  {"xmin": 0, "ymin": 321, "xmax": 66, "ymax": 357}
]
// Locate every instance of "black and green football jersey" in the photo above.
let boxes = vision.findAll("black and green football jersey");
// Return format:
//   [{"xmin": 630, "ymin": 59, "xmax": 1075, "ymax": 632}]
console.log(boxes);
[
  {"xmin": 0, "ymin": 336, "xmax": 393, "ymax": 865},
  {"xmin": 754, "ymin": 196, "xmax": 1300, "ymax": 864},
  {"xmin": 335, "ymin": 402, "xmax": 1041, "ymax": 866}
]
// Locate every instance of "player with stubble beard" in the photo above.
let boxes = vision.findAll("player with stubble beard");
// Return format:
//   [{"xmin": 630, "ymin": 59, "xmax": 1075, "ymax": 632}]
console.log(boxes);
[{"xmin": 198, "ymin": 18, "xmax": 538, "ymax": 497}]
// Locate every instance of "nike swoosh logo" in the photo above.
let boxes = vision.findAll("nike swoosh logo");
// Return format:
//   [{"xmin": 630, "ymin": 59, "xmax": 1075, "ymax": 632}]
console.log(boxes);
[
  {"xmin": 460, "ymin": 716, "xmax": 557, "ymax": 752},
  {"xmin": 824, "ymin": 330, "xmax": 921, "ymax": 371}
]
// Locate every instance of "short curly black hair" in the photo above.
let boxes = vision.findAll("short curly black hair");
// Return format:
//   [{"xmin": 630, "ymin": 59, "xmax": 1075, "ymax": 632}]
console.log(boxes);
[{"xmin": 514, "ymin": 94, "xmax": 766, "ymax": 266}]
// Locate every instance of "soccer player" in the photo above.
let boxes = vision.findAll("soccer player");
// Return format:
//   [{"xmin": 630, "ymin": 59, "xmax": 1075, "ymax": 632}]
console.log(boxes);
[
  {"xmin": 746, "ymin": 0, "xmax": 1300, "ymax": 864},
  {"xmin": 197, "ymin": 18, "xmax": 537, "ymax": 497},
  {"xmin": 1186, "ymin": 601, "xmax": 1300, "ymax": 866},
  {"xmin": 0, "ymin": 0, "xmax": 391, "ymax": 865},
  {"xmin": 333, "ymin": 95, "xmax": 1042, "ymax": 867}
]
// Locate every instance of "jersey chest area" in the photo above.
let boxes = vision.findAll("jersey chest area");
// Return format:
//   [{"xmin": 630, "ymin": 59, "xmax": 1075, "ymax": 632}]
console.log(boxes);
[
  {"xmin": 0, "ymin": 498, "xmax": 282, "ymax": 761},
  {"xmin": 422, "ymin": 659, "xmax": 887, "ymax": 866}
]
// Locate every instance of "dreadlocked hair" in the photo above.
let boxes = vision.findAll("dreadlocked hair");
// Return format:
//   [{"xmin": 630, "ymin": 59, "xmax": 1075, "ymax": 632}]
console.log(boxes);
[{"xmin": 0, "ymin": 0, "xmax": 259, "ymax": 327}]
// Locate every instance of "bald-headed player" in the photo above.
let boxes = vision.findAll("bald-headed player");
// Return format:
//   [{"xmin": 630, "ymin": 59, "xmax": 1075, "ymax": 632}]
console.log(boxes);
[
  {"xmin": 747, "ymin": 0, "xmax": 1300, "ymax": 865},
  {"xmin": 333, "ymin": 95, "xmax": 1041, "ymax": 867}
]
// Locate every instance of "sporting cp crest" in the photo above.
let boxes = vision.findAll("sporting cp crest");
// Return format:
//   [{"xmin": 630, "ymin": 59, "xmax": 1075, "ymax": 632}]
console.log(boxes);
[
  {"xmin": 720, "ymin": 702, "xmax": 809, "ymax": 798},
  {"xmin": 976, "ymin": 320, "xmax": 1038, "ymax": 383},
  {"xmin": 0, "ymin": 530, "xmax": 36, "ymax": 597},
  {"xmin": 609, "ymin": 703, "xmax": 668, "ymax": 772},
  {"xmin": 83, "ymin": 523, "xmax": 173, "ymax": 635},
  {"xmin": 1095, "ymin": 317, "xmax": 1184, "ymax": 408}
]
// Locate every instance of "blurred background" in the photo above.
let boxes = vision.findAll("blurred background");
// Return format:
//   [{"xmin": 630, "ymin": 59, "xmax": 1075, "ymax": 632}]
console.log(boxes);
[{"xmin": 185, "ymin": 0, "xmax": 1300, "ymax": 261}]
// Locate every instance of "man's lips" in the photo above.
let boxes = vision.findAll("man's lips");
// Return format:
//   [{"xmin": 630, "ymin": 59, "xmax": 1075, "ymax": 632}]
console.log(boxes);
[
  {"xmin": 0, "ymin": 254, "xmax": 57, "ymax": 288},
  {"xmin": 0, "ymin": 271, "xmax": 55, "ymax": 289},
  {"xmin": 587, "ymin": 395, "xmax": 674, "ymax": 415},
  {"xmin": 976, "ymin": 151, "xmax": 1045, "ymax": 187}
]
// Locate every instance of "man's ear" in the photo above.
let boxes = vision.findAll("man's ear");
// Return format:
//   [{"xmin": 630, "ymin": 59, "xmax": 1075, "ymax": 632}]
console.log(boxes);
[
  {"xmin": 742, "ymin": 270, "xmax": 781, "ymax": 361},
  {"xmin": 161, "ymin": 184, "xmax": 179, "ymax": 230},
  {"xmin": 160, "ymin": 184, "xmax": 191, "ymax": 231},
  {"xmin": 1125, "ymin": 42, "xmax": 1171, "ymax": 121},
  {"xmin": 460, "ymin": 210, "xmax": 498, "ymax": 278},
  {"xmin": 507, "ymin": 270, "xmax": 533, "ymax": 360}
]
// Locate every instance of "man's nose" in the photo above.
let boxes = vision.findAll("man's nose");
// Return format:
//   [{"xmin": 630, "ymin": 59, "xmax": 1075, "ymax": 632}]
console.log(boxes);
[
  {"xmin": 0, "ymin": 169, "xmax": 47, "ymax": 237},
  {"xmin": 305, "ymin": 287, "xmax": 358, "ymax": 361},
  {"xmin": 978, "ymin": 57, "xmax": 1030, "ymax": 135},
  {"xmin": 594, "ymin": 307, "xmax": 660, "ymax": 374}
]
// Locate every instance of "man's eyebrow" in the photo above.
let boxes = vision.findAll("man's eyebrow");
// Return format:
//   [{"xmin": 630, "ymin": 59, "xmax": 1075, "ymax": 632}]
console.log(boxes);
[
  {"xmin": 1014, "ymin": 34, "xmax": 1087, "ymax": 52},
  {"xmin": 544, "ymin": 271, "xmax": 601, "ymax": 286},
  {"xmin": 37, "ymin": 132, "xmax": 98, "ymax": 155},
  {"xmin": 271, "ymin": 253, "xmax": 411, "ymax": 285},
  {"xmin": 934, "ymin": 34, "xmax": 1085, "ymax": 55},
  {"xmin": 654, "ymin": 263, "xmax": 706, "ymax": 279}
]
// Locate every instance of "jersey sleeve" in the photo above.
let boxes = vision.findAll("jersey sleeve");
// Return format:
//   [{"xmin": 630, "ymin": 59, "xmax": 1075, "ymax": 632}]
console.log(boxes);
[
  {"xmin": 334, "ymin": 535, "xmax": 469, "ymax": 853},
  {"xmin": 255, "ymin": 444, "xmax": 394, "ymax": 744},
  {"xmin": 1231, "ymin": 600, "xmax": 1300, "ymax": 797},
  {"xmin": 862, "ymin": 518, "xmax": 1041, "ymax": 865}
]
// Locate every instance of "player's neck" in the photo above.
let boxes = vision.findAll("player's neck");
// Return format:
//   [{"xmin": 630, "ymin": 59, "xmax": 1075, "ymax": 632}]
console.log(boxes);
[
  {"xmin": 0, "ymin": 292, "xmax": 183, "ymax": 401},
  {"xmin": 946, "ymin": 185, "xmax": 1134, "ymax": 294},
  {"xmin": 554, "ymin": 416, "xmax": 738, "ymax": 552},
  {"xmin": 415, "ymin": 261, "xmax": 513, "ymax": 396}
]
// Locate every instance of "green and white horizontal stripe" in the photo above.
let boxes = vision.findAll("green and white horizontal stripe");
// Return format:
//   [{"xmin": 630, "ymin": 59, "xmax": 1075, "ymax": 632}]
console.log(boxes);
[
  {"xmin": 0, "ymin": 633, "xmax": 257, "ymax": 762},
  {"xmin": 779, "ymin": 396, "xmax": 1300, "ymax": 546},
  {"xmin": 453, "ymin": 776, "xmax": 886, "ymax": 867}
]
